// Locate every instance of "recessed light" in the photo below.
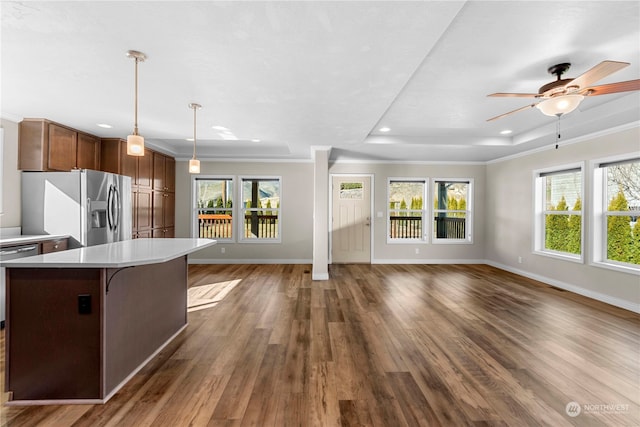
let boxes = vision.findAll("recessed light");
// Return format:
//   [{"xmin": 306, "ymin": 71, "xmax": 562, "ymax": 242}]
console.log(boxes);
[
  {"xmin": 97, "ymin": 123, "xmax": 112, "ymax": 129},
  {"xmin": 500, "ymin": 129, "xmax": 512, "ymax": 135},
  {"xmin": 212, "ymin": 125, "xmax": 229, "ymax": 131},
  {"xmin": 251, "ymin": 138, "xmax": 261, "ymax": 143},
  {"xmin": 186, "ymin": 138, "xmax": 194, "ymax": 142},
  {"xmin": 379, "ymin": 127, "xmax": 391, "ymax": 132}
]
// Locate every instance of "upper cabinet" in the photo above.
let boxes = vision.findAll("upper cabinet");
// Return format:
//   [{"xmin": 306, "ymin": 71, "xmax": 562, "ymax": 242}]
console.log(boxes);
[
  {"xmin": 100, "ymin": 138, "xmax": 152, "ymax": 187},
  {"xmin": 19, "ymin": 119, "xmax": 100, "ymax": 171},
  {"xmin": 153, "ymin": 152, "xmax": 175, "ymax": 192},
  {"xmin": 77, "ymin": 133, "xmax": 101, "ymax": 170}
]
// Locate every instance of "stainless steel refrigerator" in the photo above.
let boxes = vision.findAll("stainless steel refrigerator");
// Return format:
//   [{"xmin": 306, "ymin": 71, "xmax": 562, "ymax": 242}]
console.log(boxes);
[{"xmin": 21, "ymin": 169, "xmax": 132, "ymax": 248}]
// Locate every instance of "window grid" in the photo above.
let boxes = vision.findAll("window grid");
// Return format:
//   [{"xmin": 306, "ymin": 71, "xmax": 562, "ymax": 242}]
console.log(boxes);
[
  {"xmin": 533, "ymin": 165, "xmax": 583, "ymax": 261},
  {"xmin": 387, "ymin": 179, "xmax": 427, "ymax": 242},
  {"xmin": 239, "ymin": 177, "xmax": 282, "ymax": 242},
  {"xmin": 432, "ymin": 179, "xmax": 472, "ymax": 243}
]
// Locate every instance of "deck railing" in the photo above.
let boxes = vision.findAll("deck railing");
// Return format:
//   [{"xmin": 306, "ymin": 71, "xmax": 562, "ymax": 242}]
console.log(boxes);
[
  {"xmin": 197, "ymin": 211, "xmax": 278, "ymax": 239},
  {"xmin": 389, "ymin": 216, "xmax": 466, "ymax": 239},
  {"xmin": 199, "ymin": 212, "xmax": 462, "ymax": 240}
]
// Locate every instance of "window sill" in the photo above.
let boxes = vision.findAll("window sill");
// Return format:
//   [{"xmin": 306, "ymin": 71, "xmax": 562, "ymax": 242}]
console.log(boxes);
[
  {"xmin": 590, "ymin": 260, "xmax": 640, "ymax": 275},
  {"xmin": 533, "ymin": 249, "xmax": 583, "ymax": 264}
]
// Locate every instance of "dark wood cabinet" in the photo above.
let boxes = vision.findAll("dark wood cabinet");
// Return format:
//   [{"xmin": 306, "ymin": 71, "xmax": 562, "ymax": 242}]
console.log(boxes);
[
  {"xmin": 48, "ymin": 124, "xmax": 77, "ymax": 171},
  {"xmin": 101, "ymin": 138, "xmax": 175, "ymax": 240},
  {"xmin": 137, "ymin": 150, "xmax": 153, "ymax": 189},
  {"xmin": 99, "ymin": 138, "xmax": 136, "ymax": 179},
  {"xmin": 41, "ymin": 238, "xmax": 69, "ymax": 254},
  {"xmin": 152, "ymin": 191, "xmax": 174, "ymax": 229},
  {"xmin": 135, "ymin": 189, "xmax": 153, "ymax": 232},
  {"xmin": 19, "ymin": 119, "xmax": 99, "ymax": 171},
  {"xmin": 77, "ymin": 133, "xmax": 100, "ymax": 170},
  {"xmin": 153, "ymin": 152, "xmax": 175, "ymax": 192}
]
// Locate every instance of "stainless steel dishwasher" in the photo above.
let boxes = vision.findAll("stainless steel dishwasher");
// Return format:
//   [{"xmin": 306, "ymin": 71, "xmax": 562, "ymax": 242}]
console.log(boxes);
[{"xmin": 1, "ymin": 243, "xmax": 41, "ymax": 328}]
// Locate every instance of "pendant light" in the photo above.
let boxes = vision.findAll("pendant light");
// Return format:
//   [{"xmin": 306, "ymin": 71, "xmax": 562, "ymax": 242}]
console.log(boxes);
[
  {"xmin": 188, "ymin": 103, "xmax": 202, "ymax": 174},
  {"xmin": 126, "ymin": 50, "xmax": 147, "ymax": 156}
]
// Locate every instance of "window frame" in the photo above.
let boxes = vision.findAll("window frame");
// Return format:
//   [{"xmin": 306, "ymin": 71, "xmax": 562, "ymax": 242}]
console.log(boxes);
[
  {"xmin": 191, "ymin": 175, "xmax": 236, "ymax": 242},
  {"xmin": 532, "ymin": 163, "xmax": 584, "ymax": 263},
  {"xmin": 590, "ymin": 154, "xmax": 640, "ymax": 274},
  {"xmin": 432, "ymin": 178, "xmax": 474, "ymax": 244},
  {"xmin": 386, "ymin": 177, "xmax": 429, "ymax": 244},
  {"xmin": 238, "ymin": 175, "xmax": 282, "ymax": 244}
]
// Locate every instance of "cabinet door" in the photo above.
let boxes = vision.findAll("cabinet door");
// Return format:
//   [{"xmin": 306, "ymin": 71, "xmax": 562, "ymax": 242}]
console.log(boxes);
[
  {"xmin": 163, "ymin": 192, "xmax": 175, "ymax": 228},
  {"xmin": 41, "ymin": 238, "xmax": 69, "ymax": 254},
  {"xmin": 136, "ymin": 189, "xmax": 153, "ymax": 231},
  {"xmin": 153, "ymin": 152, "xmax": 166, "ymax": 191},
  {"xmin": 99, "ymin": 138, "xmax": 120, "ymax": 174},
  {"xmin": 120, "ymin": 140, "xmax": 137, "ymax": 180},
  {"xmin": 165, "ymin": 157, "xmax": 175, "ymax": 192},
  {"xmin": 152, "ymin": 191, "xmax": 165, "ymax": 229},
  {"xmin": 137, "ymin": 148, "xmax": 153, "ymax": 188},
  {"xmin": 135, "ymin": 229, "xmax": 152, "ymax": 239},
  {"xmin": 77, "ymin": 133, "xmax": 100, "ymax": 170},
  {"xmin": 48, "ymin": 124, "xmax": 77, "ymax": 171}
]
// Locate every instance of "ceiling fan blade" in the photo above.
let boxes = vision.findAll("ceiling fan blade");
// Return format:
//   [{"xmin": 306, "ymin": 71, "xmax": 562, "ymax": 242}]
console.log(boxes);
[
  {"xmin": 582, "ymin": 79, "xmax": 640, "ymax": 96},
  {"xmin": 486, "ymin": 103, "xmax": 537, "ymax": 122},
  {"xmin": 488, "ymin": 92, "xmax": 539, "ymax": 98},
  {"xmin": 566, "ymin": 60, "xmax": 630, "ymax": 90}
]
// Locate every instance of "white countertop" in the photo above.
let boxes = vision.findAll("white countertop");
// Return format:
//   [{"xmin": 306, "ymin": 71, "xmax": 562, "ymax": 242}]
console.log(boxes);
[
  {"xmin": 1, "ymin": 238, "xmax": 216, "ymax": 268},
  {"xmin": 0, "ymin": 234, "xmax": 70, "ymax": 247}
]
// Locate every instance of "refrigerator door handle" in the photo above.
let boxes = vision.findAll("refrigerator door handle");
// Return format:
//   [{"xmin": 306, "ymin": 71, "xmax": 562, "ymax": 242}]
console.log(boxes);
[
  {"xmin": 107, "ymin": 185, "xmax": 114, "ymax": 230},
  {"xmin": 113, "ymin": 185, "xmax": 120, "ymax": 231}
]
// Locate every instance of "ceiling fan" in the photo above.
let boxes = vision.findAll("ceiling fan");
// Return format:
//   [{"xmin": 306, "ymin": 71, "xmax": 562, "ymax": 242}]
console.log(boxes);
[{"xmin": 487, "ymin": 60, "xmax": 640, "ymax": 121}]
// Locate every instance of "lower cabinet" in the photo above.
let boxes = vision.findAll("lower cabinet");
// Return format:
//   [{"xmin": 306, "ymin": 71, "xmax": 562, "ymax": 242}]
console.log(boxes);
[
  {"xmin": 152, "ymin": 227, "xmax": 174, "ymax": 238},
  {"xmin": 134, "ymin": 230, "xmax": 152, "ymax": 239},
  {"xmin": 41, "ymin": 238, "xmax": 69, "ymax": 254}
]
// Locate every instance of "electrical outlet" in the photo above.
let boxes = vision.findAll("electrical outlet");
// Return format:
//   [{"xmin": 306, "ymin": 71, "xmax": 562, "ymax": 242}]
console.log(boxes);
[
  {"xmin": 221, "ymin": 247, "xmax": 225, "ymax": 254},
  {"xmin": 78, "ymin": 294, "xmax": 91, "ymax": 314},
  {"xmin": 415, "ymin": 248, "xmax": 420, "ymax": 255},
  {"xmin": 518, "ymin": 256, "xmax": 523, "ymax": 264}
]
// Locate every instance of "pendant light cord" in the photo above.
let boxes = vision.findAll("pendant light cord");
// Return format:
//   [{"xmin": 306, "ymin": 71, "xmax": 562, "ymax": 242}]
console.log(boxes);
[
  {"xmin": 192, "ymin": 105, "xmax": 197, "ymax": 159},
  {"xmin": 133, "ymin": 57, "xmax": 139, "ymax": 135}
]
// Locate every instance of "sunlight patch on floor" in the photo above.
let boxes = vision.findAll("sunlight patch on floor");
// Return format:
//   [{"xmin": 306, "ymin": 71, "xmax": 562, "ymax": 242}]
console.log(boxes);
[{"xmin": 187, "ymin": 279, "xmax": 242, "ymax": 312}]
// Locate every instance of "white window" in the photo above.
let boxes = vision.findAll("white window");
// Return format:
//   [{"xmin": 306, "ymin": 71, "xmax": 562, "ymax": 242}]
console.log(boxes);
[
  {"xmin": 592, "ymin": 156, "xmax": 640, "ymax": 273},
  {"xmin": 387, "ymin": 178, "xmax": 427, "ymax": 242},
  {"xmin": 533, "ymin": 165, "xmax": 583, "ymax": 261},
  {"xmin": 193, "ymin": 177, "xmax": 235, "ymax": 241},
  {"xmin": 432, "ymin": 179, "xmax": 473, "ymax": 243},
  {"xmin": 240, "ymin": 176, "xmax": 281, "ymax": 242}
]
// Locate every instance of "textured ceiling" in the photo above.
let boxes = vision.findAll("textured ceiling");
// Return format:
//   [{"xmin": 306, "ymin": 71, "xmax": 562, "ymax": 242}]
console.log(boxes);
[{"xmin": 2, "ymin": 1, "xmax": 639, "ymax": 162}]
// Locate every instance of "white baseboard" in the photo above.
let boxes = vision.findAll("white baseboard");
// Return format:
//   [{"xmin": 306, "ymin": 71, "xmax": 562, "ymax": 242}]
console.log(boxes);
[
  {"xmin": 189, "ymin": 258, "xmax": 312, "ymax": 265},
  {"xmin": 485, "ymin": 260, "xmax": 640, "ymax": 314},
  {"xmin": 372, "ymin": 258, "xmax": 485, "ymax": 265}
]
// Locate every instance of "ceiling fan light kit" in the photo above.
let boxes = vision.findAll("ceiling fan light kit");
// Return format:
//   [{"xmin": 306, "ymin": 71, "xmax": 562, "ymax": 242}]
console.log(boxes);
[
  {"xmin": 487, "ymin": 60, "xmax": 640, "ymax": 122},
  {"xmin": 536, "ymin": 94, "xmax": 584, "ymax": 117},
  {"xmin": 126, "ymin": 50, "xmax": 147, "ymax": 156}
]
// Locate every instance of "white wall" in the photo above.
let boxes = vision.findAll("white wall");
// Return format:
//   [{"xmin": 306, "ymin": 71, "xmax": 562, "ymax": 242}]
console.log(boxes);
[
  {"xmin": 329, "ymin": 161, "xmax": 487, "ymax": 263},
  {"xmin": 175, "ymin": 159, "xmax": 315, "ymax": 263},
  {"xmin": 485, "ymin": 126, "xmax": 640, "ymax": 311},
  {"xmin": 0, "ymin": 119, "xmax": 21, "ymax": 229}
]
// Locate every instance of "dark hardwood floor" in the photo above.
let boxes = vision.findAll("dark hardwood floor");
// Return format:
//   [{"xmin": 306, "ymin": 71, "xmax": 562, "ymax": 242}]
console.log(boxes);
[{"xmin": 1, "ymin": 264, "xmax": 639, "ymax": 426}]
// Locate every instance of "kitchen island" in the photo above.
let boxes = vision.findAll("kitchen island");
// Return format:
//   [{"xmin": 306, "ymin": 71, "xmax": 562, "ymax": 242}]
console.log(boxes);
[{"xmin": 2, "ymin": 238, "xmax": 216, "ymax": 405}]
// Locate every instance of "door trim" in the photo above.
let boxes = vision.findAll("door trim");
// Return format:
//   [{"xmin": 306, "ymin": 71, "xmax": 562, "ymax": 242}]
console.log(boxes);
[{"xmin": 329, "ymin": 173, "xmax": 374, "ymax": 264}]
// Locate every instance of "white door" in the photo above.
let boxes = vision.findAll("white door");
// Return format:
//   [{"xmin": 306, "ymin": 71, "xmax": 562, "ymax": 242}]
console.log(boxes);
[{"xmin": 331, "ymin": 176, "xmax": 371, "ymax": 263}]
